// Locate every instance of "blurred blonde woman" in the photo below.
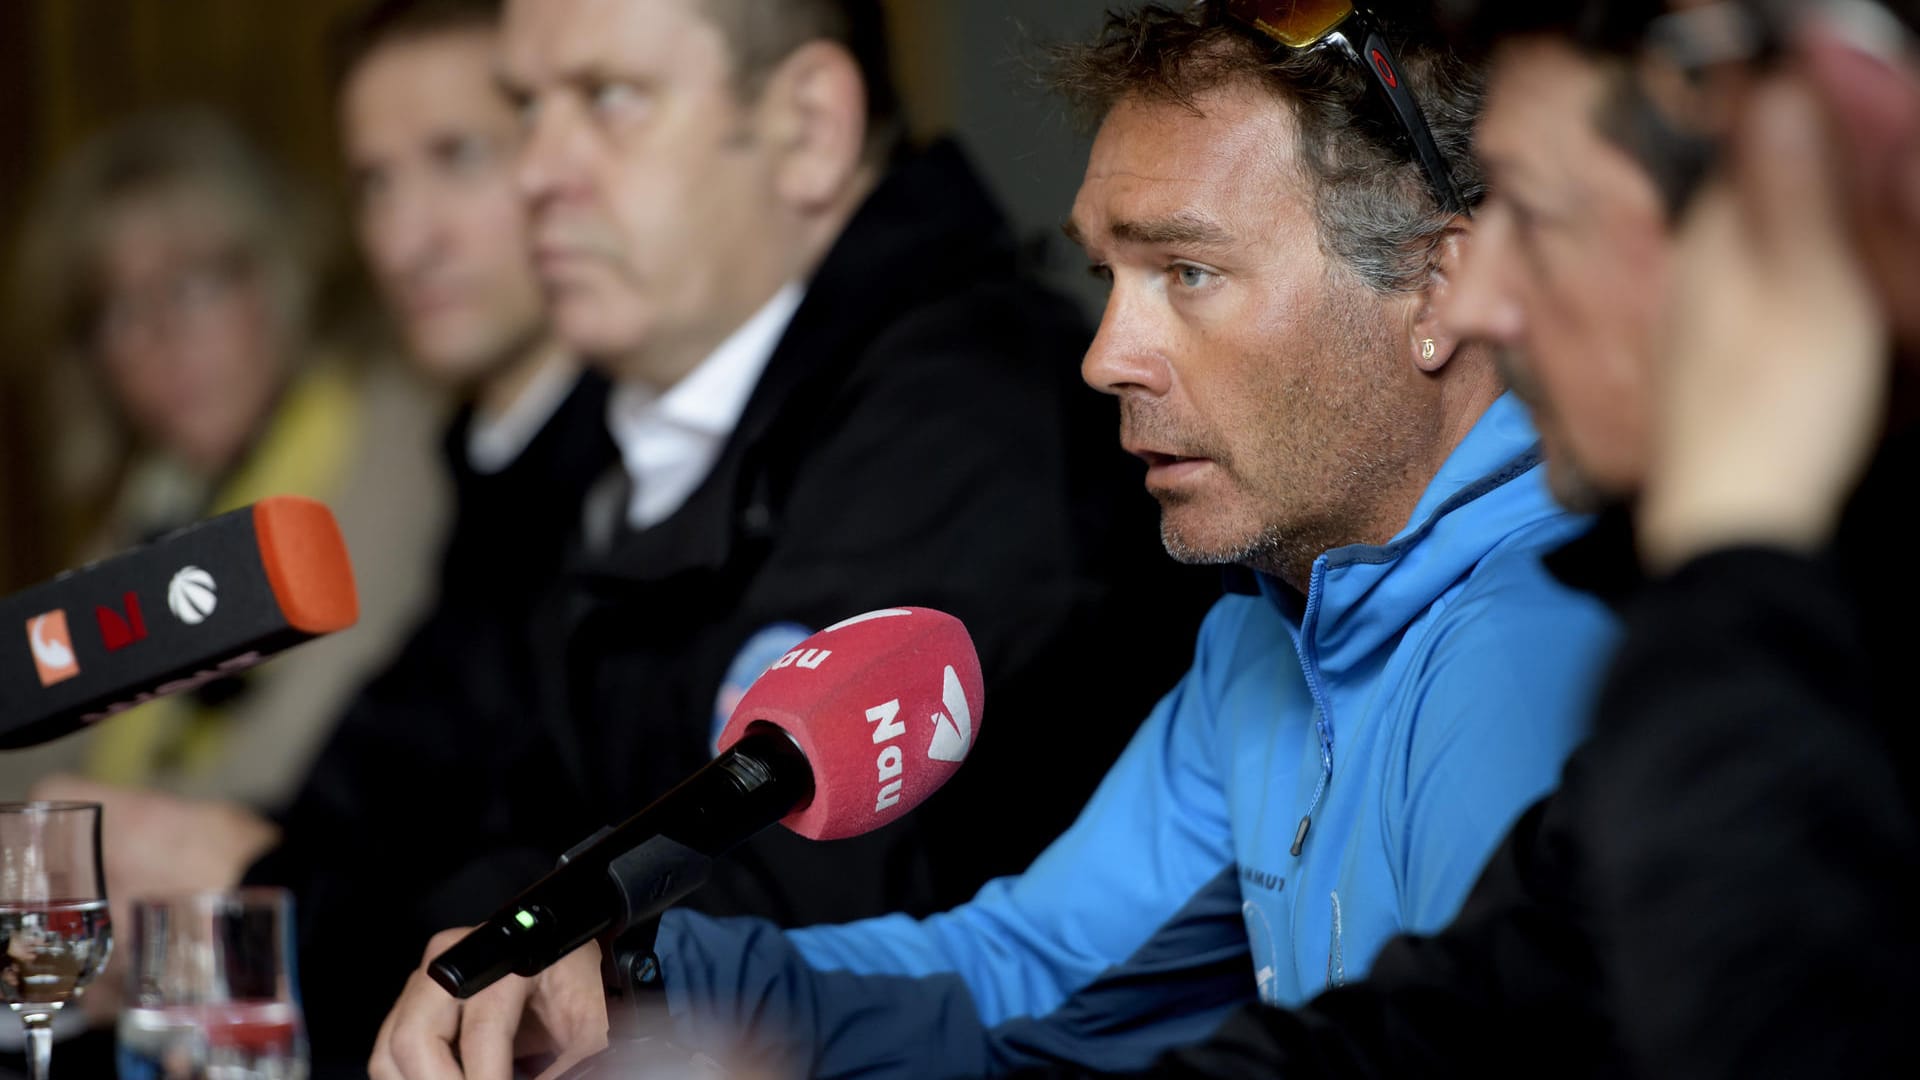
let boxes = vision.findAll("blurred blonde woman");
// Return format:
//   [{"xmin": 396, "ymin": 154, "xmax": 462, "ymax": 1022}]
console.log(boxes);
[{"xmin": 2, "ymin": 110, "xmax": 447, "ymax": 808}]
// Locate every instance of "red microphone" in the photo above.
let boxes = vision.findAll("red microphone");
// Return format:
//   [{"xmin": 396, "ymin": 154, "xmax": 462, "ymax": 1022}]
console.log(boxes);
[
  {"xmin": 716, "ymin": 607, "xmax": 984, "ymax": 841},
  {"xmin": 428, "ymin": 607, "xmax": 984, "ymax": 998},
  {"xmin": 1, "ymin": 496, "xmax": 359, "ymax": 750}
]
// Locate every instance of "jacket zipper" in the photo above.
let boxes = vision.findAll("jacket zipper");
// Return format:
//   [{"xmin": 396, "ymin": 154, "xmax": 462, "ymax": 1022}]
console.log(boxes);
[{"xmin": 1291, "ymin": 557, "xmax": 1338, "ymax": 857}]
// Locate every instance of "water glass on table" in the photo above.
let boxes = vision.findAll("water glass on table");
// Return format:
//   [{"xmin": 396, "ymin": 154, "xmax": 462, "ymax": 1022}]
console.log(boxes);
[
  {"xmin": 0, "ymin": 801, "xmax": 112, "ymax": 1080},
  {"xmin": 117, "ymin": 888, "xmax": 307, "ymax": 1080}
]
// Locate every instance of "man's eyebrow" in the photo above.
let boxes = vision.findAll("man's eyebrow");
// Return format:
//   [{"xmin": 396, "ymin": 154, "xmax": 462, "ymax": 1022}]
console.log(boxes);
[
  {"xmin": 1111, "ymin": 213, "xmax": 1235, "ymax": 250},
  {"xmin": 1064, "ymin": 212, "xmax": 1236, "ymax": 253}
]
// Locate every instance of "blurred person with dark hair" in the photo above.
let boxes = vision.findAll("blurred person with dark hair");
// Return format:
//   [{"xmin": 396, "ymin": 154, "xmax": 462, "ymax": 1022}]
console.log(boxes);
[
  {"xmin": 1568, "ymin": 2, "xmax": 1920, "ymax": 1075},
  {"xmin": 993, "ymin": 3, "xmax": 1920, "ymax": 1078},
  {"xmin": 369, "ymin": 3, "xmax": 1623, "ymax": 1076},
  {"xmin": 0, "ymin": 109, "xmax": 447, "ymax": 811},
  {"xmin": 336, "ymin": 0, "xmax": 615, "ymax": 589},
  {"xmin": 20, "ymin": 1, "xmax": 626, "ymax": 1061},
  {"xmin": 254, "ymin": 3, "xmax": 624, "ymax": 1070}
]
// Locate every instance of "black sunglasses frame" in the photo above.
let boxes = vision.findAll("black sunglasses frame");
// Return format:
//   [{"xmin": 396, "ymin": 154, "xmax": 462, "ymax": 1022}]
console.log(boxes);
[{"xmin": 1220, "ymin": 0, "xmax": 1470, "ymax": 216}]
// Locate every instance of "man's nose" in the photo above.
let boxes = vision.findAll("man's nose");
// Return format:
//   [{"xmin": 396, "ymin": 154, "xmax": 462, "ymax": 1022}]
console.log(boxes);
[
  {"xmin": 1082, "ymin": 282, "xmax": 1174, "ymax": 399},
  {"xmin": 516, "ymin": 98, "xmax": 589, "ymax": 207},
  {"xmin": 375, "ymin": 181, "xmax": 442, "ymax": 277}
]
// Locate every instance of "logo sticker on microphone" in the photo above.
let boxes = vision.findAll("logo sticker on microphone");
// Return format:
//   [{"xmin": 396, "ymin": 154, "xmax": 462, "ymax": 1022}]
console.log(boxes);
[
  {"xmin": 167, "ymin": 567, "xmax": 218, "ymax": 625},
  {"xmin": 26, "ymin": 611, "xmax": 80, "ymax": 687},
  {"xmin": 869, "ymin": 698, "xmax": 908, "ymax": 812},
  {"xmin": 96, "ymin": 592, "xmax": 148, "ymax": 652},
  {"xmin": 927, "ymin": 665, "xmax": 973, "ymax": 763}
]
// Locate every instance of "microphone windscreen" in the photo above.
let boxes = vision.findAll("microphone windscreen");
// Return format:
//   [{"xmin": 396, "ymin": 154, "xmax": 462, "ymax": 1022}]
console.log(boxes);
[
  {"xmin": 716, "ymin": 608, "xmax": 984, "ymax": 841},
  {"xmin": 1, "ymin": 495, "xmax": 358, "ymax": 750},
  {"xmin": 253, "ymin": 496, "xmax": 358, "ymax": 633}
]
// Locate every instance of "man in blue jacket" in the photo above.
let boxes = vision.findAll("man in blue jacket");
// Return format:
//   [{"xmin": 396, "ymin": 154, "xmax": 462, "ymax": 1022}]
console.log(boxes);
[{"xmin": 369, "ymin": 4, "xmax": 1617, "ymax": 1077}]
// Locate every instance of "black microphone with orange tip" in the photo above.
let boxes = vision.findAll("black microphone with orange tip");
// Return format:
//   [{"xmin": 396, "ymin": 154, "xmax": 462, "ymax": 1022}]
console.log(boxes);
[{"xmin": 0, "ymin": 496, "xmax": 359, "ymax": 750}]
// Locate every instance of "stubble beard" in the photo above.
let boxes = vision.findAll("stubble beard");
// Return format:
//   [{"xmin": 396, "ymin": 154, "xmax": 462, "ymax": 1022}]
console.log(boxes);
[
  {"xmin": 1144, "ymin": 292, "xmax": 1428, "ymax": 587},
  {"xmin": 1139, "ymin": 400, "xmax": 1422, "ymax": 588}
]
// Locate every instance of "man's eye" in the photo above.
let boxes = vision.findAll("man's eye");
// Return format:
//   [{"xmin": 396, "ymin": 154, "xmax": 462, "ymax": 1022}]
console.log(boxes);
[
  {"xmin": 591, "ymin": 82, "xmax": 648, "ymax": 115},
  {"xmin": 448, "ymin": 137, "xmax": 494, "ymax": 170},
  {"xmin": 1173, "ymin": 265, "xmax": 1216, "ymax": 289},
  {"xmin": 505, "ymin": 91, "xmax": 539, "ymax": 128}
]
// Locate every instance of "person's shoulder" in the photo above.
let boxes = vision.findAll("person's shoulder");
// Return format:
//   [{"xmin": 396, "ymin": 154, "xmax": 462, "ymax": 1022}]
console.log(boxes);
[
  {"xmin": 1404, "ymin": 522, "xmax": 1619, "ymax": 724},
  {"xmin": 1452, "ymin": 514, "xmax": 1610, "ymax": 619}
]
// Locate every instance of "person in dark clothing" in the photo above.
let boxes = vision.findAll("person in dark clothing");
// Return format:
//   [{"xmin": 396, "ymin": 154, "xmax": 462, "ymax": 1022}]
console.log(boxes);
[
  {"xmin": 26, "ymin": 2, "xmax": 621, "ymax": 1073},
  {"xmin": 1578, "ymin": 4, "xmax": 1920, "ymax": 1071},
  {"xmin": 371, "ymin": 4, "xmax": 1632, "ymax": 1078},
  {"xmin": 1024, "ymin": 2, "xmax": 1920, "ymax": 1077},
  {"xmin": 356, "ymin": 0, "xmax": 1216, "ymax": 1076}
]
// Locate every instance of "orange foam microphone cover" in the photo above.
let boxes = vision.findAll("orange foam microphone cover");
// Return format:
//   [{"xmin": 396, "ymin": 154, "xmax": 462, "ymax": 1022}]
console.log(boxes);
[{"xmin": 2, "ymin": 496, "xmax": 358, "ymax": 749}]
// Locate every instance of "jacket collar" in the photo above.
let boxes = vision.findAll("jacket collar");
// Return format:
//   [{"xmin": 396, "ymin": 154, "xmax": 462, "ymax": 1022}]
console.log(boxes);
[
  {"xmin": 568, "ymin": 140, "xmax": 1015, "ymax": 593},
  {"xmin": 1259, "ymin": 393, "xmax": 1578, "ymax": 672}
]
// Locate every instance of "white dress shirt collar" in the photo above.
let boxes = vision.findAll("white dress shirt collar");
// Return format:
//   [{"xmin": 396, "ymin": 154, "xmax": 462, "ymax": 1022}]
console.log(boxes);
[
  {"xmin": 606, "ymin": 282, "xmax": 805, "ymax": 531},
  {"xmin": 464, "ymin": 353, "xmax": 580, "ymax": 476}
]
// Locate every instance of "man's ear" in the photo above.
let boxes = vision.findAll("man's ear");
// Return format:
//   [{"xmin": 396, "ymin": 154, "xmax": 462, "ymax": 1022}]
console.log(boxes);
[
  {"xmin": 1409, "ymin": 215, "xmax": 1477, "ymax": 373},
  {"xmin": 757, "ymin": 40, "xmax": 869, "ymax": 211}
]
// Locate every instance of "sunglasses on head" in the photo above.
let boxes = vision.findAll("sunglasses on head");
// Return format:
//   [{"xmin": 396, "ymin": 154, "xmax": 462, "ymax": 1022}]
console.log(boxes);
[{"xmin": 1218, "ymin": 0, "xmax": 1469, "ymax": 215}]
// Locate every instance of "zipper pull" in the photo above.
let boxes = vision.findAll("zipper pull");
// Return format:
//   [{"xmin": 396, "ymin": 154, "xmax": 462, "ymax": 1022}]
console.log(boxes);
[{"xmin": 1291, "ymin": 815, "xmax": 1311, "ymax": 857}]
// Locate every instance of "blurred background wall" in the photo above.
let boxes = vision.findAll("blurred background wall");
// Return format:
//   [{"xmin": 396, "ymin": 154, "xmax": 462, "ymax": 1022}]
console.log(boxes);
[{"xmin": 0, "ymin": 0, "xmax": 1117, "ymax": 593}]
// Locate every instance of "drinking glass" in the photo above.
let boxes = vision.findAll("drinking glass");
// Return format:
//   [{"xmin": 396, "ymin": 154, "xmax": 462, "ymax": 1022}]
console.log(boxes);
[
  {"xmin": 116, "ymin": 888, "xmax": 308, "ymax": 1080},
  {"xmin": 0, "ymin": 801, "xmax": 112, "ymax": 1080}
]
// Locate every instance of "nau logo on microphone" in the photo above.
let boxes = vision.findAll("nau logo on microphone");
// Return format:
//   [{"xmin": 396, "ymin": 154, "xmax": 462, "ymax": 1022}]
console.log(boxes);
[
  {"xmin": 867, "ymin": 665, "xmax": 975, "ymax": 812},
  {"xmin": 167, "ymin": 567, "xmax": 218, "ymax": 625},
  {"xmin": 772, "ymin": 647, "xmax": 831, "ymax": 672},
  {"xmin": 927, "ymin": 665, "xmax": 973, "ymax": 764},
  {"xmin": 25, "ymin": 610, "xmax": 80, "ymax": 688},
  {"xmin": 776, "ymin": 609, "xmax": 917, "ymax": 673}
]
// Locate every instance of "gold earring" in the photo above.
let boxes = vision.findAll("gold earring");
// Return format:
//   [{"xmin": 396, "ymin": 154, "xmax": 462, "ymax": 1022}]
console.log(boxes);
[{"xmin": 1421, "ymin": 339, "xmax": 1437, "ymax": 362}]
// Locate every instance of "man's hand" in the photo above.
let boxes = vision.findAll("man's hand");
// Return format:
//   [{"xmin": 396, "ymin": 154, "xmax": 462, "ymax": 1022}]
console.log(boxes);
[
  {"xmin": 27, "ymin": 774, "xmax": 281, "ymax": 1023},
  {"xmin": 369, "ymin": 929, "xmax": 609, "ymax": 1080},
  {"xmin": 1639, "ymin": 72, "xmax": 1889, "ymax": 572},
  {"xmin": 30, "ymin": 774, "xmax": 281, "ymax": 895}
]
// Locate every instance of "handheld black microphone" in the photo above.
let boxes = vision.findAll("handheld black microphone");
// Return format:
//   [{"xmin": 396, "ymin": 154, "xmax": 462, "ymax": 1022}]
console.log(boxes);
[
  {"xmin": 0, "ymin": 497, "xmax": 359, "ymax": 750},
  {"xmin": 428, "ymin": 607, "xmax": 985, "ymax": 999}
]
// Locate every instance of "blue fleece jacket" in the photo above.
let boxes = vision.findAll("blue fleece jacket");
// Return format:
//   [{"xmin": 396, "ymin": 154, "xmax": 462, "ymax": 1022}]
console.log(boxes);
[{"xmin": 651, "ymin": 395, "xmax": 1616, "ymax": 1077}]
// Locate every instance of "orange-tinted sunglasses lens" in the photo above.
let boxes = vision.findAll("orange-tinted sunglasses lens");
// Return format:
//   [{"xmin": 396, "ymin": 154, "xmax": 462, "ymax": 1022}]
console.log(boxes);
[{"xmin": 1222, "ymin": 0, "xmax": 1355, "ymax": 49}]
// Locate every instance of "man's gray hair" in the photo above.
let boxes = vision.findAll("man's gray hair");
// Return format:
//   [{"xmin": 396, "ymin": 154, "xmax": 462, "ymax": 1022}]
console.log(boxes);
[{"xmin": 1050, "ymin": 2, "xmax": 1486, "ymax": 295}]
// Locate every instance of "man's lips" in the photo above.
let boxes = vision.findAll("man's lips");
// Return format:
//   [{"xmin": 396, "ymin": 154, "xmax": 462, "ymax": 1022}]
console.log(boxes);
[
  {"xmin": 1129, "ymin": 448, "xmax": 1214, "ymax": 486},
  {"xmin": 399, "ymin": 287, "xmax": 465, "ymax": 317},
  {"xmin": 534, "ymin": 245, "xmax": 589, "ymax": 271}
]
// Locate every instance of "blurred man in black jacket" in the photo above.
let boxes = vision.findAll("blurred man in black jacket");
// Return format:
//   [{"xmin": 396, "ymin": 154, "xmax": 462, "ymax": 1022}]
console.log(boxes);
[
  {"xmin": 26, "ymin": 4, "xmax": 625, "ymax": 1076},
  {"xmin": 271, "ymin": 0, "xmax": 1211, "ymax": 1073},
  {"xmin": 25, "ymin": 0, "xmax": 620, "ymax": 1063}
]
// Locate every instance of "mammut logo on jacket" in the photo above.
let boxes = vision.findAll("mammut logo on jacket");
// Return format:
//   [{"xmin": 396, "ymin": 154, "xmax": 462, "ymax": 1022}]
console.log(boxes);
[{"xmin": 1239, "ymin": 865, "xmax": 1285, "ymax": 894}]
